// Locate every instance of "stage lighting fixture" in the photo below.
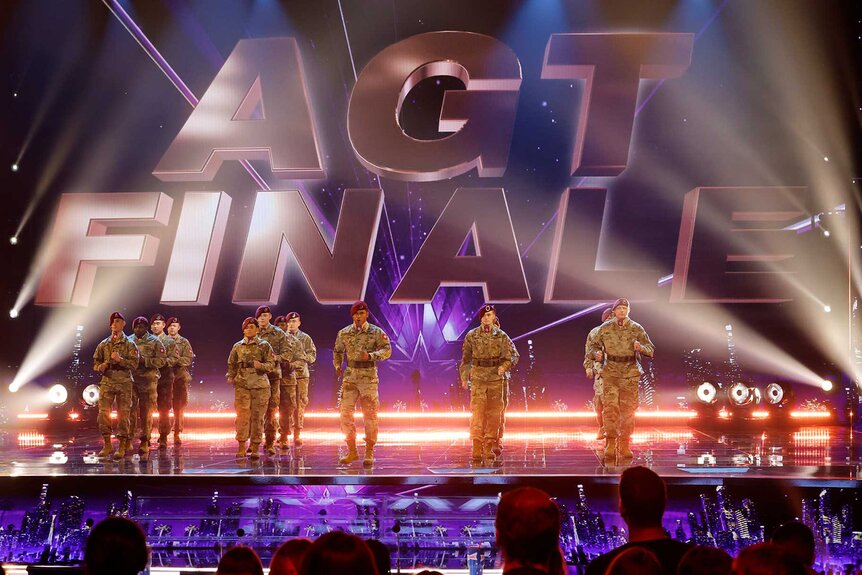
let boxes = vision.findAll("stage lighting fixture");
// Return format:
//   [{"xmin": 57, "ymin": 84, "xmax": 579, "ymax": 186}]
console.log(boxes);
[
  {"xmin": 820, "ymin": 380, "xmax": 833, "ymax": 392},
  {"xmin": 48, "ymin": 383, "xmax": 68, "ymax": 405},
  {"xmin": 764, "ymin": 383, "xmax": 786, "ymax": 405},
  {"xmin": 10, "ymin": 163, "xmax": 18, "ymax": 172},
  {"xmin": 823, "ymin": 305, "xmax": 831, "ymax": 313},
  {"xmin": 727, "ymin": 382, "xmax": 753, "ymax": 406},
  {"xmin": 695, "ymin": 382, "xmax": 718, "ymax": 404},
  {"xmin": 9, "ymin": 309, "xmax": 18, "ymax": 318},
  {"xmin": 9, "ymin": 236, "xmax": 17, "ymax": 245},
  {"xmin": 82, "ymin": 384, "xmax": 100, "ymax": 407}
]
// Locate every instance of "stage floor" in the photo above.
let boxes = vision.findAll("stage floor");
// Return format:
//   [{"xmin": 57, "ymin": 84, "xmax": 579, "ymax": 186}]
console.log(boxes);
[{"xmin": 4, "ymin": 424, "xmax": 859, "ymax": 485}]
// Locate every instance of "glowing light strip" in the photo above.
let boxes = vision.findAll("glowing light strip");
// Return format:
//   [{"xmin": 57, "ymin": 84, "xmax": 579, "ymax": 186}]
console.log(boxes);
[
  {"xmin": 16, "ymin": 413, "xmax": 49, "ymax": 420},
  {"xmin": 789, "ymin": 411, "xmax": 832, "ymax": 419},
  {"xmin": 78, "ymin": 410, "xmax": 699, "ymax": 420}
]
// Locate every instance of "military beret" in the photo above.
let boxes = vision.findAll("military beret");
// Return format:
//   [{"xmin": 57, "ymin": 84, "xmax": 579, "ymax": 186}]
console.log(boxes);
[
  {"xmin": 166, "ymin": 316, "xmax": 180, "ymax": 327},
  {"xmin": 109, "ymin": 311, "xmax": 125, "ymax": 324},
  {"xmin": 132, "ymin": 316, "xmax": 149, "ymax": 328},
  {"xmin": 601, "ymin": 308, "xmax": 614, "ymax": 322},
  {"xmin": 285, "ymin": 311, "xmax": 300, "ymax": 321},
  {"xmin": 242, "ymin": 317, "xmax": 258, "ymax": 330},
  {"xmin": 350, "ymin": 301, "xmax": 368, "ymax": 316},
  {"xmin": 477, "ymin": 304, "xmax": 496, "ymax": 319},
  {"xmin": 612, "ymin": 298, "xmax": 629, "ymax": 310},
  {"xmin": 255, "ymin": 305, "xmax": 272, "ymax": 318},
  {"xmin": 150, "ymin": 313, "xmax": 166, "ymax": 324},
  {"xmin": 273, "ymin": 315, "xmax": 286, "ymax": 325}
]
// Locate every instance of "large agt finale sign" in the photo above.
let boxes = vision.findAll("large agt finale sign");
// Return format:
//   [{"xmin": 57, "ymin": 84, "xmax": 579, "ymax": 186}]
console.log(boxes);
[{"xmin": 35, "ymin": 33, "xmax": 809, "ymax": 308}]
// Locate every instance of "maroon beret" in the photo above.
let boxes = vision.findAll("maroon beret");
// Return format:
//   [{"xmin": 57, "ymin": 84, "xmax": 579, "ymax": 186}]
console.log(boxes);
[
  {"xmin": 242, "ymin": 317, "xmax": 258, "ymax": 330},
  {"xmin": 166, "ymin": 316, "xmax": 180, "ymax": 327},
  {"xmin": 273, "ymin": 315, "xmax": 286, "ymax": 325},
  {"xmin": 477, "ymin": 304, "xmax": 496, "ymax": 319},
  {"xmin": 350, "ymin": 301, "xmax": 368, "ymax": 316},
  {"xmin": 601, "ymin": 308, "xmax": 614, "ymax": 322},
  {"xmin": 612, "ymin": 298, "xmax": 630, "ymax": 310},
  {"xmin": 132, "ymin": 316, "xmax": 149, "ymax": 328},
  {"xmin": 150, "ymin": 313, "xmax": 166, "ymax": 324},
  {"xmin": 285, "ymin": 311, "xmax": 300, "ymax": 321},
  {"xmin": 255, "ymin": 305, "xmax": 272, "ymax": 318},
  {"xmin": 109, "ymin": 311, "xmax": 125, "ymax": 324}
]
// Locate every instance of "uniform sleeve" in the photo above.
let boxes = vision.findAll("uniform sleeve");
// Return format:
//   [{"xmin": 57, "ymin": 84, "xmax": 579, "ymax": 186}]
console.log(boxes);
[
  {"xmin": 459, "ymin": 334, "xmax": 473, "ymax": 382},
  {"xmin": 176, "ymin": 339, "xmax": 194, "ymax": 367},
  {"xmin": 509, "ymin": 339, "xmax": 520, "ymax": 368},
  {"xmin": 120, "ymin": 341, "xmax": 139, "ymax": 370},
  {"xmin": 370, "ymin": 329, "xmax": 392, "ymax": 361},
  {"xmin": 166, "ymin": 341, "xmax": 179, "ymax": 367},
  {"xmin": 259, "ymin": 342, "xmax": 277, "ymax": 373},
  {"xmin": 93, "ymin": 342, "xmax": 104, "ymax": 372},
  {"xmin": 637, "ymin": 326, "xmax": 655, "ymax": 357},
  {"xmin": 590, "ymin": 328, "xmax": 604, "ymax": 358},
  {"xmin": 281, "ymin": 332, "xmax": 298, "ymax": 363},
  {"xmin": 227, "ymin": 345, "xmax": 239, "ymax": 379},
  {"xmin": 148, "ymin": 341, "xmax": 168, "ymax": 369},
  {"xmin": 499, "ymin": 334, "xmax": 515, "ymax": 372},
  {"xmin": 304, "ymin": 335, "xmax": 317, "ymax": 364},
  {"xmin": 333, "ymin": 331, "xmax": 345, "ymax": 369},
  {"xmin": 583, "ymin": 332, "xmax": 595, "ymax": 372}
]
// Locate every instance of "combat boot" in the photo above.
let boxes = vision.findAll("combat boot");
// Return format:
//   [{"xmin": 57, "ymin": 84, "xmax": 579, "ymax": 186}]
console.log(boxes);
[
  {"xmin": 339, "ymin": 439, "xmax": 359, "ymax": 464},
  {"xmin": 113, "ymin": 438, "xmax": 129, "ymax": 460},
  {"xmin": 97, "ymin": 436, "xmax": 114, "ymax": 458},
  {"xmin": 603, "ymin": 436, "xmax": 617, "ymax": 465},
  {"xmin": 278, "ymin": 435, "xmax": 290, "ymax": 450},
  {"xmin": 264, "ymin": 441, "xmax": 276, "ymax": 456},
  {"xmin": 470, "ymin": 440, "xmax": 483, "ymax": 464},
  {"xmin": 483, "ymin": 441, "xmax": 497, "ymax": 466},
  {"xmin": 293, "ymin": 429, "xmax": 303, "ymax": 447},
  {"xmin": 235, "ymin": 441, "xmax": 247, "ymax": 458},
  {"xmin": 363, "ymin": 444, "xmax": 374, "ymax": 467},
  {"xmin": 248, "ymin": 443, "xmax": 261, "ymax": 459},
  {"xmin": 158, "ymin": 433, "xmax": 168, "ymax": 450},
  {"xmin": 491, "ymin": 441, "xmax": 503, "ymax": 458},
  {"xmin": 618, "ymin": 436, "xmax": 633, "ymax": 460},
  {"xmin": 139, "ymin": 440, "xmax": 150, "ymax": 457},
  {"xmin": 173, "ymin": 431, "xmax": 182, "ymax": 446}
]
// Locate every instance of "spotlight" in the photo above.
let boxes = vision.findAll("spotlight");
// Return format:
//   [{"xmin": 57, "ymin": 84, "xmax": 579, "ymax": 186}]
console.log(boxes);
[
  {"xmin": 823, "ymin": 305, "xmax": 831, "ymax": 313},
  {"xmin": 9, "ymin": 236, "xmax": 17, "ymax": 245},
  {"xmin": 11, "ymin": 163, "xmax": 18, "ymax": 172},
  {"xmin": 9, "ymin": 309, "xmax": 18, "ymax": 319},
  {"xmin": 695, "ymin": 382, "xmax": 718, "ymax": 404},
  {"xmin": 727, "ymin": 382, "xmax": 753, "ymax": 406},
  {"xmin": 823, "ymin": 156, "xmax": 829, "ymax": 162},
  {"xmin": 820, "ymin": 380, "xmax": 833, "ymax": 392},
  {"xmin": 764, "ymin": 383, "xmax": 785, "ymax": 405},
  {"xmin": 823, "ymin": 230, "xmax": 830, "ymax": 237},
  {"xmin": 48, "ymin": 384, "xmax": 68, "ymax": 405},
  {"xmin": 82, "ymin": 384, "xmax": 100, "ymax": 407}
]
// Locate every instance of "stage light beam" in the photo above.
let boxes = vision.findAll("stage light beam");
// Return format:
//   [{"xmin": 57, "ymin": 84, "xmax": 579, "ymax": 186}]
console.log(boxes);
[
  {"xmin": 9, "ymin": 309, "xmax": 18, "ymax": 319},
  {"xmin": 11, "ymin": 163, "xmax": 18, "ymax": 172},
  {"xmin": 9, "ymin": 236, "xmax": 17, "ymax": 245}
]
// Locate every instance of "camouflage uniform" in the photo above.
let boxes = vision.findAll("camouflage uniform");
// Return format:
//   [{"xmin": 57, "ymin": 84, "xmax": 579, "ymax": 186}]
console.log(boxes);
[
  {"xmin": 257, "ymin": 323, "xmax": 295, "ymax": 447},
  {"xmin": 155, "ymin": 333, "xmax": 179, "ymax": 441},
  {"xmin": 227, "ymin": 336, "xmax": 276, "ymax": 445},
  {"xmin": 128, "ymin": 333, "xmax": 167, "ymax": 446},
  {"xmin": 285, "ymin": 329, "xmax": 316, "ymax": 437},
  {"xmin": 495, "ymin": 338, "xmax": 520, "ymax": 451},
  {"xmin": 93, "ymin": 333, "xmax": 139, "ymax": 442},
  {"xmin": 459, "ymin": 326, "xmax": 515, "ymax": 460},
  {"xmin": 170, "ymin": 334, "xmax": 194, "ymax": 436},
  {"xmin": 333, "ymin": 322, "xmax": 392, "ymax": 447},
  {"xmin": 584, "ymin": 325, "xmax": 605, "ymax": 436},
  {"xmin": 591, "ymin": 317, "xmax": 654, "ymax": 440}
]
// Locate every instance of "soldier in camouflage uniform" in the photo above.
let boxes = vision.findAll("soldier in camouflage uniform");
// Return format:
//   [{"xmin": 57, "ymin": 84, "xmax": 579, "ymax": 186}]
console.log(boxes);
[
  {"xmin": 333, "ymin": 301, "xmax": 392, "ymax": 467},
  {"xmin": 227, "ymin": 317, "xmax": 276, "ymax": 459},
  {"xmin": 151, "ymin": 313, "xmax": 179, "ymax": 449},
  {"xmin": 92, "ymin": 312, "xmax": 139, "ymax": 460},
  {"xmin": 166, "ymin": 317, "xmax": 194, "ymax": 446},
  {"xmin": 128, "ymin": 316, "xmax": 167, "ymax": 459},
  {"xmin": 584, "ymin": 308, "xmax": 614, "ymax": 440},
  {"xmin": 460, "ymin": 305, "xmax": 515, "ymax": 465},
  {"xmin": 284, "ymin": 311, "xmax": 316, "ymax": 447},
  {"xmin": 590, "ymin": 298, "xmax": 654, "ymax": 464},
  {"xmin": 254, "ymin": 306, "xmax": 296, "ymax": 456}
]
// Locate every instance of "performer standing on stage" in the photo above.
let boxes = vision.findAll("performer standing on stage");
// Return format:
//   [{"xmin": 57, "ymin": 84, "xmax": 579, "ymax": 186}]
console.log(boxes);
[
  {"xmin": 591, "ymin": 298, "xmax": 654, "ymax": 464},
  {"xmin": 166, "ymin": 317, "xmax": 194, "ymax": 447},
  {"xmin": 227, "ymin": 317, "xmax": 276, "ymax": 459},
  {"xmin": 151, "ymin": 314, "xmax": 179, "ymax": 450},
  {"xmin": 333, "ymin": 301, "xmax": 392, "ymax": 467},
  {"xmin": 93, "ymin": 312, "xmax": 139, "ymax": 460},
  {"xmin": 128, "ymin": 317, "xmax": 166, "ymax": 459},
  {"xmin": 584, "ymin": 307, "xmax": 614, "ymax": 440},
  {"xmin": 460, "ymin": 305, "xmax": 515, "ymax": 466},
  {"xmin": 255, "ymin": 306, "xmax": 295, "ymax": 456},
  {"xmin": 284, "ymin": 312, "xmax": 316, "ymax": 447}
]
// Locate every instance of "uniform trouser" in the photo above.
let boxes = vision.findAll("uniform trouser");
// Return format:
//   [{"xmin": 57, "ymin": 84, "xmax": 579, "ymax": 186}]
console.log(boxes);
[
  {"xmin": 593, "ymin": 376, "xmax": 604, "ymax": 434},
  {"xmin": 470, "ymin": 379, "xmax": 505, "ymax": 444},
  {"xmin": 295, "ymin": 376, "xmax": 310, "ymax": 430},
  {"xmin": 601, "ymin": 374, "xmax": 639, "ymax": 438},
  {"xmin": 98, "ymin": 381, "xmax": 132, "ymax": 440},
  {"xmin": 264, "ymin": 373, "xmax": 281, "ymax": 444},
  {"xmin": 235, "ymin": 386, "xmax": 271, "ymax": 443},
  {"xmin": 129, "ymin": 375, "xmax": 158, "ymax": 442},
  {"xmin": 495, "ymin": 379, "xmax": 510, "ymax": 444},
  {"xmin": 157, "ymin": 371, "xmax": 190, "ymax": 435},
  {"xmin": 278, "ymin": 372, "xmax": 298, "ymax": 438},
  {"xmin": 340, "ymin": 380, "xmax": 379, "ymax": 446}
]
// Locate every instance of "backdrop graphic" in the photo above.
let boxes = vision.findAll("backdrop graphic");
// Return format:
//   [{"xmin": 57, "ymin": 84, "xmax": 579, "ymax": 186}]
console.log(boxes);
[{"xmin": 0, "ymin": 1, "xmax": 860, "ymax": 413}]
